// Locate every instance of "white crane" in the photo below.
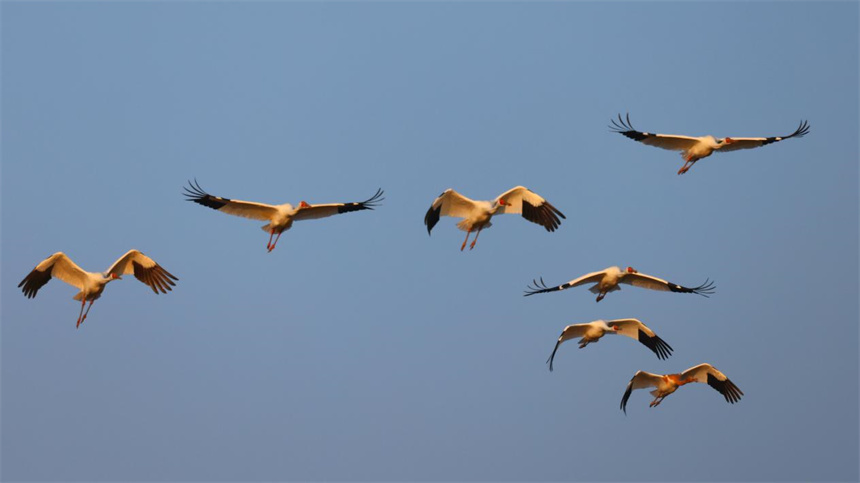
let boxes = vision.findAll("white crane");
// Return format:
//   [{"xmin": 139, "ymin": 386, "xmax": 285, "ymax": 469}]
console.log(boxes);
[
  {"xmin": 620, "ymin": 363, "xmax": 743, "ymax": 414},
  {"xmin": 525, "ymin": 266, "xmax": 714, "ymax": 302},
  {"xmin": 547, "ymin": 318, "xmax": 672, "ymax": 371},
  {"xmin": 18, "ymin": 250, "xmax": 178, "ymax": 328},
  {"xmin": 424, "ymin": 186, "xmax": 565, "ymax": 251},
  {"xmin": 611, "ymin": 114, "xmax": 810, "ymax": 174},
  {"xmin": 184, "ymin": 180, "xmax": 384, "ymax": 252}
]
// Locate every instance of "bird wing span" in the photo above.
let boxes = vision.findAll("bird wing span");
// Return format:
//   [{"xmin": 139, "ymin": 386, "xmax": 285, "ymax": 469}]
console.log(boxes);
[
  {"xmin": 495, "ymin": 186, "xmax": 565, "ymax": 232},
  {"xmin": 717, "ymin": 120, "xmax": 810, "ymax": 153},
  {"xmin": 293, "ymin": 188, "xmax": 384, "ymax": 221},
  {"xmin": 18, "ymin": 252, "xmax": 88, "ymax": 297},
  {"xmin": 524, "ymin": 270, "xmax": 606, "ymax": 296},
  {"xmin": 607, "ymin": 319, "xmax": 673, "ymax": 360},
  {"xmin": 620, "ymin": 371, "xmax": 664, "ymax": 414},
  {"xmin": 546, "ymin": 324, "xmax": 590, "ymax": 372},
  {"xmin": 610, "ymin": 113, "xmax": 701, "ymax": 152},
  {"xmin": 107, "ymin": 250, "xmax": 178, "ymax": 294},
  {"xmin": 184, "ymin": 180, "xmax": 279, "ymax": 221},
  {"xmin": 423, "ymin": 189, "xmax": 481, "ymax": 234},
  {"xmin": 622, "ymin": 272, "xmax": 715, "ymax": 297},
  {"xmin": 680, "ymin": 363, "xmax": 743, "ymax": 404}
]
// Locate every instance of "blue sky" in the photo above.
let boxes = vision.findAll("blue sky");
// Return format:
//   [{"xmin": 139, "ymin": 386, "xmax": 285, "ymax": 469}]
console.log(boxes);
[{"xmin": 2, "ymin": 1, "xmax": 857, "ymax": 481}]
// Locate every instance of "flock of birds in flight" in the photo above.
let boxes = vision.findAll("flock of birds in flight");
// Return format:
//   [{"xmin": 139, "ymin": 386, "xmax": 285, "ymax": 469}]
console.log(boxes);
[{"xmin": 19, "ymin": 114, "xmax": 810, "ymax": 413}]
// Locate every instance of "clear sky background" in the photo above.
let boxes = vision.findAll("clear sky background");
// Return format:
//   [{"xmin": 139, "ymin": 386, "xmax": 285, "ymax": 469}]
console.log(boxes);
[{"xmin": 2, "ymin": 1, "xmax": 858, "ymax": 481}]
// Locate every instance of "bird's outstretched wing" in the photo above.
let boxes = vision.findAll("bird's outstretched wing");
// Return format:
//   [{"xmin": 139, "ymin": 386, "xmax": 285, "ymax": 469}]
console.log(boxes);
[
  {"xmin": 184, "ymin": 180, "xmax": 279, "ymax": 221},
  {"xmin": 622, "ymin": 271, "xmax": 715, "ymax": 297},
  {"xmin": 606, "ymin": 318, "xmax": 673, "ymax": 360},
  {"xmin": 19, "ymin": 252, "xmax": 89, "ymax": 298},
  {"xmin": 620, "ymin": 370, "xmax": 664, "ymax": 414},
  {"xmin": 717, "ymin": 120, "xmax": 810, "ymax": 153},
  {"xmin": 106, "ymin": 250, "xmax": 178, "ymax": 294},
  {"xmin": 680, "ymin": 363, "xmax": 743, "ymax": 404},
  {"xmin": 546, "ymin": 323, "xmax": 590, "ymax": 372},
  {"xmin": 610, "ymin": 113, "xmax": 701, "ymax": 152},
  {"xmin": 423, "ymin": 189, "xmax": 482, "ymax": 234},
  {"xmin": 294, "ymin": 188, "xmax": 384, "ymax": 221},
  {"xmin": 524, "ymin": 270, "xmax": 606, "ymax": 296},
  {"xmin": 495, "ymin": 186, "xmax": 566, "ymax": 232}
]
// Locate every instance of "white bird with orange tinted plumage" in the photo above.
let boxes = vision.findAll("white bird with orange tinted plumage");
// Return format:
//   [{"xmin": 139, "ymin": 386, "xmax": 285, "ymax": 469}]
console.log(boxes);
[
  {"xmin": 19, "ymin": 250, "xmax": 178, "ymax": 328},
  {"xmin": 620, "ymin": 363, "xmax": 743, "ymax": 414},
  {"xmin": 525, "ymin": 266, "xmax": 714, "ymax": 302},
  {"xmin": 546, "ymin": 318, "xmax": 672, "ymax": 371},
  {"xmin": 184, "ymin": 180, "xmax": 384, "ymax": 252},
  {"xmin": 424, "ymin": 186, "xmax": 565, "ymax": 251},
  {"xmin": 610, "ymin": 113, "xmax": 810, "ymax": 175}
]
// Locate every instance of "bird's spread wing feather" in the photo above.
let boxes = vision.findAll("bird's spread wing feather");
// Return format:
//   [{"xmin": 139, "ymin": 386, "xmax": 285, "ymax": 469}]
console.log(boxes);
[
  {"xmin": 495, "ymin": 186, "xmax": 565, "ymax": 232},
  {"xmin": 293, "ymin": 188, "xmax": 384, "ymax": 221},
  {"xmin": 610, "ymin": 113, "xmax": 701, "ymax": 152},
  {"xmin": 680, "ymin": 363, "xmax": 744, "ymax": 404},
  {"xmin": 607, "ymin": 319, "xmax": 673, "ymax": 360},
  {"xmin": 546, "ymin": 324, "xmax": 590, "ymax": 372},
  {"xmin": 524, "ymin": 270, "xmax": 606, "ymax": 296},
  {"xmin": 717, "ymin": 120, "xmax": 810, "ymax": 153},
  {"xmin": 622, "ymin": 272, "xmax": 715, "ymax": 297},
  {"xmin": 19, "ymin": 252, "xmax": 89, "ymax": 297},
  {"xmin": 107, "ymin": 250, "xmax": 178, "ymax": 294},
  {"xmin": 423, "ymin": 189, "xmax": 481, "ymax": 235},
  {"xmin": 184, "ymin": 180, "xmax": 279, "ymax": 221},
  {"xmin": 620, "ymin": 371, "xmax": 664, "ymax": 414}
]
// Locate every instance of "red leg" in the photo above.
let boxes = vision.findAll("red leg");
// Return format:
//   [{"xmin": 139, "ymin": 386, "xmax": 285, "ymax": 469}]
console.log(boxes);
[
  {"xmin": 460, "ymin": 230, "xmax": 471, "ymax": 251},
  {"xmin": 76, "ymin": 299, "xmax": 86, "ymax": 328},
  {"xmin": 269, "ymin": 231, "xmax": 283, "ymax": 252},
  {"xmin": 81, "ymin": 300, "xmax": 95, "ymax": 323},
  {"xmin": 267, "ymin": 230, "xmax": 275, "ymax": 251},
  {"xmin": 469, "ymin": 227, "xmax": 483, "ymax": 250}
]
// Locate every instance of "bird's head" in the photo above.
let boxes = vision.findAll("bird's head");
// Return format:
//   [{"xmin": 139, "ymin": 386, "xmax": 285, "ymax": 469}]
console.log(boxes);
[
  {"xmin": 626, "ymin": 266, "xmax": 638, "ymax": 274},
  {"xmin": 722, "ymin": 137, "xmax": 735, "ymax": 145},
  {"xmin": 107, "ymin": 273, "xmax": 121, "ymax": 281},
  {"xmin": 497, "ymin": 198, "xmax": 508, "ymax": 206},
  {"xmin": 611, "ymin": 325, "xmax": 622, "ymax": 332},
  {"xmin": 299, "ymin": 201, "xmax": 311, "ymax": 209}
]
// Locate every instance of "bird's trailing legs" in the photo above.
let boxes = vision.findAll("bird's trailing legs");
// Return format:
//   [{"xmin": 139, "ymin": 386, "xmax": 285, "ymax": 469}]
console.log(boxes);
[
  {"xmin": 469, "ymin": 228, "xmax": 483, "ymax": 250},
  {"xmin": 267, "ymin": 230, "xmax": 283, "ymax": 253},
  {"xmin": 76, "ymin": 300, "xmax": 95, "ymax": 329},
  {"xmin": 596, "ymin": 292, "xmax": 606, "ymax": 302},
  {"xmin": 267, "ymin": 230, "xmax": 275, "ymax": 251},
  {"xmin": 677, "ymin": 158, "xmax": 696, "ymax": 175},
  {"xmin": 649, "ymin": 396, "xmax": 665, "ymax": 408},
  {"xmin": 461, "ymin": 229, "xmax": 472, "ymax": 251}
]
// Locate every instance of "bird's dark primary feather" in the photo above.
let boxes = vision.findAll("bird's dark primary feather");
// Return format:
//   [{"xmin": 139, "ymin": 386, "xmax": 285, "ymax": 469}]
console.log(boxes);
[
  {"xmin": 521, "ymin": 200, "xmax": 566, "ymax": 232},
  {"xmin": 707, "ymin": 373, "xmax": 744, "ymax": 404},
  {"xmin": 132, "ymin": 261, "xmax": 178, "ymax": 294},
  {"xmin": 620, "ymin": 377, "xmax": 636, "ymax": 414},
  {"xmin": 610, "ymin": 113, "xmax": 651, "ymax": 141},
  {"xmin": 667, "ymin": 278, "xmax": 716, "ymax": 297},
  {"xmin": 760, "ymin": 120, "xmax": 810, "ymax": 146},
  {"xmin": 183, "ymin": 179, "xmax": 231, "ymax": 210},
  {"xmin": 337, "ymin": 188, "xmax": 384, "ymax": 214},
  {"xmin": 638, "ymin": 330, "xmax": 673, "ymax": 360},
  {"xmin": 424, "ymin": 204, "xmax": 442, "ymax": 235},
  {"xmin": 524, "ymin": 277, "xmax": 565, "ymax": 296},
  {"xmin": 18, "ymin": 268, "xmax": 52, "ymax": 299}
]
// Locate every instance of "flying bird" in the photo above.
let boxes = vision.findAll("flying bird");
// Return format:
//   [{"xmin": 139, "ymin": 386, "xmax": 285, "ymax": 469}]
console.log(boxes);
[
  {"xmin": 184, "ymin": 180, "xmax": 384, "ymax": 252},
  {"xmin": 525, "ymin": 266, "xmax": 714, "ymax": 302},
  {"xmin": 424, "ymin": 186, "xmax": 565, "ymax": 251},
  {"xmin": 620, "ymin": 363, "xmax": 743, "ymax": 414},
  {"xmin": 546, "ymin": 318, "xmax": 672, "ymax": 371},
  {"xmin": 18, "ymin": 250, "xmax": 178, "ymax": 328},
  {"xmin": 610, "ymin": 113, "xmax": 810, "ymax": 174}
]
